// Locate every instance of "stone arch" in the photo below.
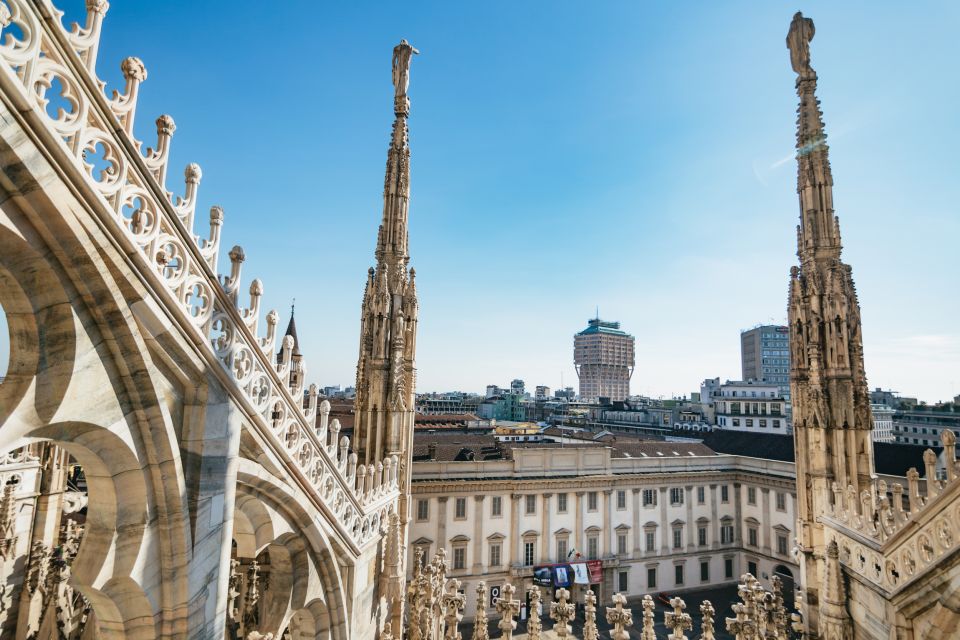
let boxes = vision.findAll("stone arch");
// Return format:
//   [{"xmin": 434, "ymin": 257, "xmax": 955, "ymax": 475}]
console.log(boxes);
[
  {"xmin": 236, "ymin": 460, "xmax": 350, "ymax": 640},
  {"xmin": 0, "ymin": 201, "xmax": 193, "ymax": 635},
  {"xmin": 9, "ymin": 424, "xmax": 153, "ymax": 639}
]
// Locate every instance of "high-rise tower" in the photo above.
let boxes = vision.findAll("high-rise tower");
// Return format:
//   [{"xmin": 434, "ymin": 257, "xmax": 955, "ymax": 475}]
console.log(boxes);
[
  {"xmin": 573, "ymin": 318, "xmax": 635, "ymax": 402},
  {"xmin": 354, "ymin": 40, "xmax": 419, "ymax": 530},
  {"xmin": 786, "ymin": 13, "xmax": 871, "ymax": 637}
]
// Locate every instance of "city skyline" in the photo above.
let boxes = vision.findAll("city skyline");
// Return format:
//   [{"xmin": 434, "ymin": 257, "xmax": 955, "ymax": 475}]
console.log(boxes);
[{"xmin": 0, "ymin": 2, "xmax": 957, "ymax": 402}]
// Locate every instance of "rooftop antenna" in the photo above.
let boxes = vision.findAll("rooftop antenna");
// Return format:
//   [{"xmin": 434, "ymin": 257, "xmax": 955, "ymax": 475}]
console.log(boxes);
[{"xmin": 291, "ymin": 297, "xmax": 296, "ymax": 316}]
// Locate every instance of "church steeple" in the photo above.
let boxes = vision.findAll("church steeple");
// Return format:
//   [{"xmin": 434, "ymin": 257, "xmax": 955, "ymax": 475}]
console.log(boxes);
[
  {"xmin": 787, "ymin": 13, "xmax": 868, "ymax": 639},
  {"xmin": 354, "ymin": 40, "xmax": 419, "ymax": 520},
  {"xmin": 789, "ymin": 11, "xmax": 842, "ymax": 264}
]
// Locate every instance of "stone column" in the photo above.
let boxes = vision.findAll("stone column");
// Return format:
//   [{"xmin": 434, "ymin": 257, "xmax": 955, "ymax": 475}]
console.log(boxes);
[
  {"xmin": 659, "ymin": 487, "xmax": 669, "ymax": 554},
  {"xmin": 541, "ymin": 493, "xmax": 552, "ymax": 563},
  {"xmin": 631, "ymin": 488, "xmax": 641, "ymax": 557},
  {"xmin": 510, "ymin": 494, "xmax": 521, "ymax": 567},
  {"xmin": 575, "ymin": 491, "xmax": 585, "ymax": 555},
  {"xmin": 761, "ymin": 488, "xmax": 772, "ymax": 554},
  {"xmin": 733, "ymin": 483, "xmax": 743, "ymax": 545},
  {"xmin": 709, "ymin": 484, "xmax": 719, "ymax": 551},
  {"xmin": 437, "ymin": 497, "xmax": 449, "ymax": 552},
  {"xmin": 602, "ymin": 490, "xmax": 612, "ymax": 557},
  {"xmin": 685, "ymin": 485, "xmax": 694, "ymax": 550},
  {"xmin": 474, "ymin": 495, "xmax": 486, "ymax": 573}
]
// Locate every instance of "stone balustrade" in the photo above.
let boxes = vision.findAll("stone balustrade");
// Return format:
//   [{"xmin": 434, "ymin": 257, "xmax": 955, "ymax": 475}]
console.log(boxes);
[
  {"xmin": 0, "ymin": 0, "xmax": 397, "ymax": 547},
  {"xmin": 405, "ymin": 549, "xmax": 795, "ymax": 639},
  {"xmin": 822, "ymin": 429, "xmax": 960, "ymax": 595}
]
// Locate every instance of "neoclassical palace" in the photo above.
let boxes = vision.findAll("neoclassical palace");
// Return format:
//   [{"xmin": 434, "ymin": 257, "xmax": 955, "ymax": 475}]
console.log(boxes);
[{"xmin": 0, "ymin": 2, "xmax": 956, "ymax": 639}]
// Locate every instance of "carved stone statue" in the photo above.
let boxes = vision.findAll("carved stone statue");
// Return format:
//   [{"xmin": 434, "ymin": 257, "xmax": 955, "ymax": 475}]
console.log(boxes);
[
  {"xmin": 787, "ymin": 12, "xmax": 815, "ymax": 78},
  {"xmin": 392, "ymin": 39, "xmax": 419, "ymax": 101}
]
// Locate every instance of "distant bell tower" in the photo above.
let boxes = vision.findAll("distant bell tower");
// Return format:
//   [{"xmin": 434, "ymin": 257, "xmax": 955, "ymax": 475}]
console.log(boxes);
[
  {"xmin": 354, "ymin": 41, "xmax": 419, "ymax": 532},
  {"xmin": 786, "ymin": 12, "xmax": 870, "ymax": 638}
]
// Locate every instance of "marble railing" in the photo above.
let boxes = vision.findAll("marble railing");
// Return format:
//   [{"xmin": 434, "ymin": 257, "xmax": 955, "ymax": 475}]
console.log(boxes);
[
  {"xmin": 823, "ymin": 429, "xmax": 960, "ymax": 594},
  {"xmin": 402, "ymin": 549, "xmax": 797, "ymax": 640},
  {"xmin": 0, "ymin": 0, "xmax": 397, "ymax": 547}
]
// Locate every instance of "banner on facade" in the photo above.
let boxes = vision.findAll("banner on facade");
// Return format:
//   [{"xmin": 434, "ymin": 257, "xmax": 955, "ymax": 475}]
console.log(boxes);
[
  {"xmin": 571, "ymin": 562, "xmax": 590, "ymax": 584},
  {"xmin": 587, "ymin": 560, "xmax": 603, "ymax": 584},
  {"xmin": 533, "ymin": 566, "xmax": 553, "ymax": 586},
  {"xmin": 489, "ymin": 584, "xmax": 501, "ymax": 606},
  {"xmin": 552, "ymin": 564, "xmax": 572, "ymax": 588}
]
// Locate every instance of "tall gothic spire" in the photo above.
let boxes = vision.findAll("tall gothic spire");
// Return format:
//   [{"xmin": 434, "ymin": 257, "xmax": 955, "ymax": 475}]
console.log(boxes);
[
  {"xmin": 787, "ymin": 13, "xmax": 865, "ymax": 639},
  {"xmin": 354, "ymin": 38, "xmax": 419, "ymax": 547}
]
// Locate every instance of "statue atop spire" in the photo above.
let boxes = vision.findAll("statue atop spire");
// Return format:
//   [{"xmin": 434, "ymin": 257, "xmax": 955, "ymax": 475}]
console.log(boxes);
[
  {"xmin": 787, "ymin": 12, "xmax": 816, "ymax": 79},
  {"xmin": 392, "ymin": 39, "xmax": 419, "ymax": 115}
]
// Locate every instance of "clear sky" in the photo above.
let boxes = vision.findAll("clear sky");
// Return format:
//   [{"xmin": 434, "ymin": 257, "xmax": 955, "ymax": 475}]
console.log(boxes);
[{"xmin": 1, "ymin": 1, "xmax": 958, "ymax": 402}]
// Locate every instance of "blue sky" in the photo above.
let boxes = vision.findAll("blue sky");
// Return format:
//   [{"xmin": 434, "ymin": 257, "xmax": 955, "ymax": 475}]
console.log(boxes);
[{"xmin": 2, "ymin": 2, "xmax": 959, "ymax": 402}]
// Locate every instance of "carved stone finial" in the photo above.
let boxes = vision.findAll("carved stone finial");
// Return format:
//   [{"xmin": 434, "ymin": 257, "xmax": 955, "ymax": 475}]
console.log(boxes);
[
  {"xmin": 472, "ymin": 581, "xmax": 489, "ymax": 640},
  {"xmin": 229, "ymin": 245, "xmax": 245, "ymax": 264},
  {"xmin": 494, "ymin": 583, "xmax": 519, "ymax": 640},
  {"xmin": 549, "ymin": 587, "xmax": 574, "ymax": 638},
  {"xmin": 787, "ymin": 11, "xmax": 815, "ymax": 78},
  {"xmin": 156, "ymin": 114, "xmax": 176, "ymax": 136},
  {"xmin": 606, "ymin": 593, "xmax": 633, "ymax": 640},
  {"xmin": 640, "ymin": 594, "xmax": 656, "ymax": 640},
  {"xmin": 583, "ymin": 590, "xmax": 599, "ymax": 640},
  {"xmin": 86, "ymin": 0, "xmax": 109, "ymax": 13},
  {"xmin": 121, "ymin": 56, "xmax": 147, "ymax": 82},
  {"xmin": 185, "ymin": 162, "xmax": 203, "ymax": 183},
  {"xmin": 210, "ymin": 205, "xmax": 224, "ymax": 225},
  {"xmin": 526, "ymin": 586, "xmax": 542, "ymax": 640},
  {"xmin": 700, "ymin": 600, "xmax": 716, "ymax": 640},
  {"xmin": 665, "ymin": 596, "xmax": 692, "ymax": 639}
]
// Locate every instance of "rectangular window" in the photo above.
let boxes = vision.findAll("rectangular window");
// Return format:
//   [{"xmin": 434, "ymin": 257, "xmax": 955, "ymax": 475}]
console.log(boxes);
[
  {"xmin": 701, "ymin": 561, "xmax": 710, "ymax": 582},
  {"xmin": 747, "ymin": 487, "xmax": 757, "ymax": 505},
  {"xmin": 675, "ymin": 564, "xmax": 684, "ymax": 585},
  {"xmin": 617, "ymin": 533, "xmax": 627, "ymax": 555},
  {"xmin": 748, "ymin": 527, "xmax": 758, "ymax": 547},
  {"xmin": 645, "ymin": 531, "xmax": 655, "ymax": 552},
  {"xmin": 557, "ymin": 538, "xmax": 568, "ymax": 562},
  {"xmin": 453, "ymin": 547, "xmax": 466, "ymax": 570},
  {"xmin": 732, "ymin": 418, "xmax": 740, "ymax": 427},
  {"xmin": 524, "ymin": 541, "xmax": 535, "ymax": 566},
  {"xmin": 670, "ymin": 488, "xmax": 684, "ymax": 505},
  {"xmin": 746, "ymin": 419, "xmax": 754, "ymax": 427},
  {"xmin": 557, "ymin": 493, "xmax": 568, "ymax": 513},
  {"xmin": 490, "ymin": 543, "xmax": 501, "ymax": 567},
  {"xmin": 721, "ymin": 524, "xmax": 734, "ymax": 544},
  {"xmin": 673, "ymin": 528, "xmax": 683, "ymax": 549},
  {"xmin": 759, "ymin": 419, "xmax": 767, "ymax": 428},
  {"xmin": 643, "ymin": 489, "xmax": 657, "ymax": 507},
  {"xmin": 777, "ymin": 534, "xmax": 788, "ymax": 556},
  {"xmin": 748, "ymin": 561, "xmax": 758, "ymax": 576},
  {"xmin": 647, "ymin": 567, "xmax": 657, "ymax": 589},
  {"xmin": 416, "ymin": 499, "xmax": 429, "ymax": 522},
  {"xmin": 525, "ymin": 494, "xmax": 536, "ymax": 515},
  {"xmin": 588, "ymin": 492, "xmax": 598, "ymax": 511},
  {"xmin": 618, "ymin": 570, "xmax": 628, "ymax": 592},
  {"xmin": 773, "ymin": 419, "xmax": 781, "ymax": 428},
  {"xmin": 698, "ymin": 526, "xmax": 707, "ymax": 547},
  {"xmin": 617, "ymin": 490, "xmax": 626, "ymax": 510},
  {"xmin": 697, "ymin": 486, "xmax": 705, "ymax": 504},
  {"xmin": 588, "ymin": 536, "xmax": 599, "ymax": 559},
  {"xmin": 491, "ymin": 496, "xmax": 502, "ymax": 517},
  {"xmin": 721, "ymin": 485, "xmax": 729, "ymax": 503},
  {"xmin": 776, "ymin": 492, "xmax": 786, "ymax": 512},
  {"xmin": 455, "ymin": 497, "xmax": 467, "ymax": 520},
  {"xmin": 725, "ymin": 558, "xmax": 734, "ymax": 579}
]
